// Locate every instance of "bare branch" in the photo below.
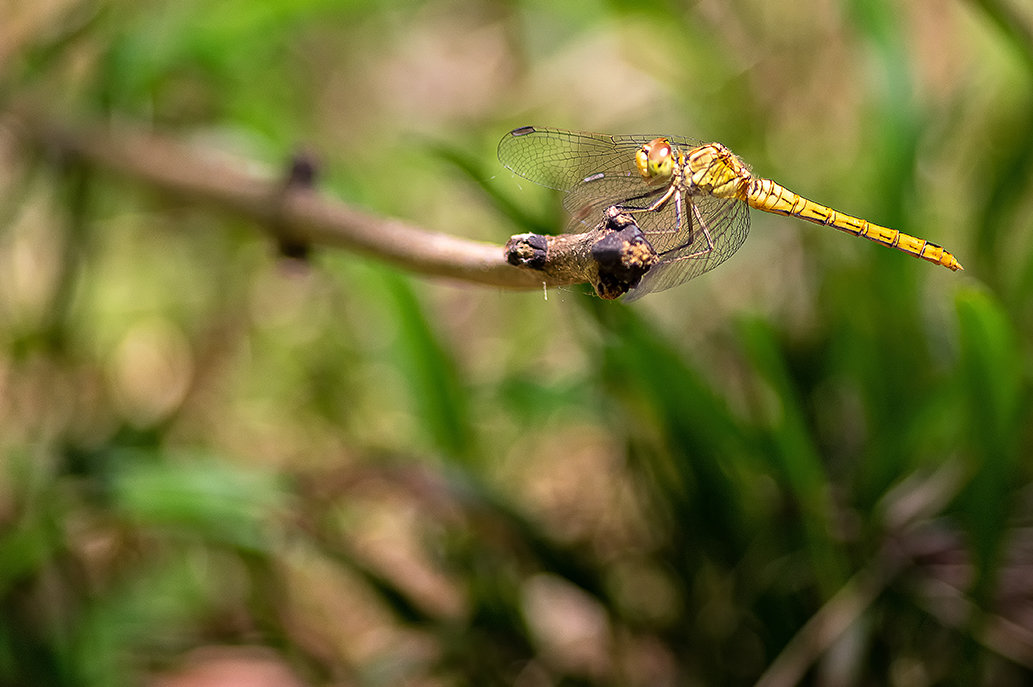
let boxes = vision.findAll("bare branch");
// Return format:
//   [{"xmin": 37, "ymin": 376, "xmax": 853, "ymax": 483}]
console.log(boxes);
[{"xmin": 4, "ymin": 108, "xmax": 608, "ymax": 291}]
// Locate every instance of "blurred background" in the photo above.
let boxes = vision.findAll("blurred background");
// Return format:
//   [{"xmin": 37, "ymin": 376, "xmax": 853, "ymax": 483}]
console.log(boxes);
[{"xmin": 1, "ymin": 0, "xmax": 1032, "ymax": 685}]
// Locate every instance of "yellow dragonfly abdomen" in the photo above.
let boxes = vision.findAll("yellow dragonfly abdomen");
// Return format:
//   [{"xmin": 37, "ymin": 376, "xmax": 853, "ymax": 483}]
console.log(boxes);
[{"xmin": 745, "ymin": 176, "xmax": 963, "ymax": 271}]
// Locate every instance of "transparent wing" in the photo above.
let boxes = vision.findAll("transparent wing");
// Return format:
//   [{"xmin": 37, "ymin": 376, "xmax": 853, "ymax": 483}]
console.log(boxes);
[
  {"xmin": 498, "ymin": 125, "xmax": 707, "ymax": 238},
  {"xmin": 561, "ymin": 174, "xmax": 670, "ymax": 230},
  {"xmin": 623, "ymin": 195, "xmax": 751, "ymax": 301},
  {"xmin": 497, "ymin": 126, "xmax": 702, "ymax": 192}
]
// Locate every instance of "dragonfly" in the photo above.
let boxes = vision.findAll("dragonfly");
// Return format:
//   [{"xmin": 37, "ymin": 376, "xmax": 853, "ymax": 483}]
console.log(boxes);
[{"xmin": 498, "ymin": 126, "xmax": 963, "ymax": 299}]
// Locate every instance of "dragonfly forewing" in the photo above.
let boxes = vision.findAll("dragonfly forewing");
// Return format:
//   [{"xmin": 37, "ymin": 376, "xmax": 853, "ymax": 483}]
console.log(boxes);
[{"xmin": 498, "ymin": 126, "xmax": 703, "ymax": 192}]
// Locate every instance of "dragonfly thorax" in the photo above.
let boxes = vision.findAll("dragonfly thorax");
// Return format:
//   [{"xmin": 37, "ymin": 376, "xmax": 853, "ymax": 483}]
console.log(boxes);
[{"xmin": 685, "ymin": 143, "xmax": 751, "ymax": 200}]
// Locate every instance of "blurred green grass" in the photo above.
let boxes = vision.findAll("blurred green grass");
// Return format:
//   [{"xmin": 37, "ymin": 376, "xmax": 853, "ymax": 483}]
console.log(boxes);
[{"xmin": 2, "ymin": 0, "xmax": 1033, "ymax": 685}]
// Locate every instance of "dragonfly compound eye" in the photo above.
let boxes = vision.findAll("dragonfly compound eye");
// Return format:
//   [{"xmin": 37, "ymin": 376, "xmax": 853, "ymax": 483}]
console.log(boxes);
[{"xmin": 635, "ymin": 138, "xmax": 673, "ymax": 181}]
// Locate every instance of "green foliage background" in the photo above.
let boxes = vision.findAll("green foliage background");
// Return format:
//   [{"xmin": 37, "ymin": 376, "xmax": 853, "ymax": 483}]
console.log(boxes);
[{"xmin": 2, "ymin": 0, "xmax": 1032, "ymax": 685}]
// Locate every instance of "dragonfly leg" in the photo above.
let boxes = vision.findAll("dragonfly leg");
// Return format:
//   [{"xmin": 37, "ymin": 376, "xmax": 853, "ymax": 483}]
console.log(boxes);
[
  {"xmin": 644, "ymin": 185, "xmax": 676, "ymax": 213},
  {"xmin": 631, "ymin": 192, "xmax": 713, "ymax": 260},
  {"xmin": 619, "ymin": 184, "xmax": 676, "ymax": 216},
  {"xmin": 673, "ymin": 191, "xmax": 694, "ymax": 244},
  {"xmin": 626, "ymin": 188, "xmax": 694, "ymax": 241},
  {"xmin": 613, "ymin": 185, "xmax": 715, "ymax": 261},
  {"xmin": 660, "ymin": 202, "xmax": 715, "ymax": 262}
]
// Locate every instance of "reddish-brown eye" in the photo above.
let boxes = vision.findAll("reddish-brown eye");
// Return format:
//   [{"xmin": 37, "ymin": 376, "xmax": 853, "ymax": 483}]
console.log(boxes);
[
  {"xmin": 635, "ymin": 138, "xmax": 674, "ymax": 181},
  {"xmin": 647, "ymin": 139, "xmax": 671, "ymax": 166}
]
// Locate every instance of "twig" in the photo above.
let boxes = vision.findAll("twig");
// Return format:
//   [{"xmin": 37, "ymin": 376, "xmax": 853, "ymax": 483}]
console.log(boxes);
[
  {"xmin": 754, "ymin": 558, "xmax": 899, "ymax": 687},
  {"xmin": 912, "ymin": 577, "xmax": 1033, "ymax": 668},
  {"xmin": 3, "ymin": 108, "xmax": 606, "ymax": 291}
]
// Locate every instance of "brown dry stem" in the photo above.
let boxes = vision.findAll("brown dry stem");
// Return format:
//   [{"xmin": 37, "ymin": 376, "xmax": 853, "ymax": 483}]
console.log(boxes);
[{"xmin": 4, "ymin": 108, "xmax": 630, "ymax": 292}]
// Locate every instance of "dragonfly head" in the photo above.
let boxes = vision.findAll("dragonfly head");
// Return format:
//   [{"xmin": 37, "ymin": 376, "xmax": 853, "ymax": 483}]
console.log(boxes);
[{"xmin": 635, "ymin": 138, "xmax": 674, "ymax": 183}]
